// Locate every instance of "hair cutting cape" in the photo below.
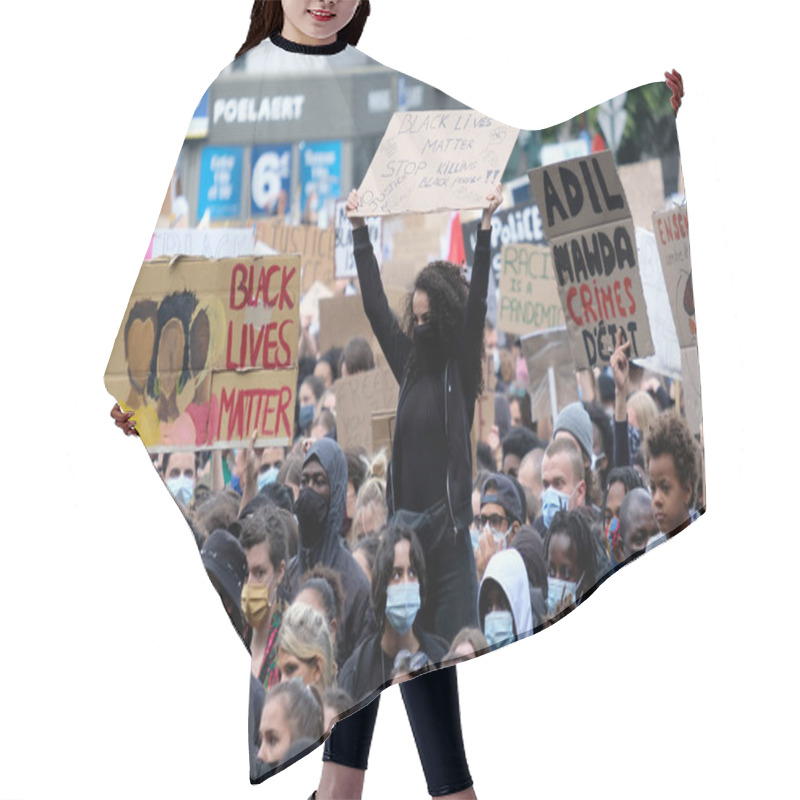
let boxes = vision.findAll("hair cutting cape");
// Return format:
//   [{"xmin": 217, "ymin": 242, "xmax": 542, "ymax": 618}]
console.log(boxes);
[{"xmin": 104, "ymin": 33, "xmax": 704, "ymax": 783}]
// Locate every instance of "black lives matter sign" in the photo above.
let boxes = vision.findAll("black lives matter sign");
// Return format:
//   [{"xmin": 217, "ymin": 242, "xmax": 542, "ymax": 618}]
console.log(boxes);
[{"xmin": 528, "ymin": 151, "xmax": 654, "ymax": 369}]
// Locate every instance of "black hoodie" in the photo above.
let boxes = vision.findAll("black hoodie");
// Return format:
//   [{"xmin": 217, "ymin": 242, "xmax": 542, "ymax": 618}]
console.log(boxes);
[{"xmin": 282, "ymin": 438, "xmax": 373, "ymax": 668}]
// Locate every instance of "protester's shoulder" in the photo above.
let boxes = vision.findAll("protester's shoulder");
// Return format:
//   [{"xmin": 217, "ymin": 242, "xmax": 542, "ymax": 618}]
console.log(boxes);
[
  {"xmin": 339, "ymin": 632, "xmax": 379, "ymax": 697},
  {"xmin": 418, "ymin": 629, "xmax": 450, "ymax": 660}
]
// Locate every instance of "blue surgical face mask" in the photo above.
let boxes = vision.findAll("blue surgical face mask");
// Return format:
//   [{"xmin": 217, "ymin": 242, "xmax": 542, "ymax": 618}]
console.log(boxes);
[
  {"xmin": 257, "ymin": 465, "xmax": 279, "ymax": 492},
  {"xmin": 469, "ymin": 526, "xmax": 481, "ymax": 551},
  {"xmin": 547, "ymin": 577, "xmax": 579, "ymax": 616},
  {"xmin": 229, "ymin": 473, "xmax": 242, "ymax": 495},
  {"xmin": 484, "ymin": 610, "xmax": 514, "ymax": 650},
  {"xmin": 491, "ymin": 528, "xmax": 508, "ymax": 549},
  {"xmin": 541, "ymin": 486, "xmax": 572, "ymax": 529},
  {"xmin": 166, "ymin": 475, "xmax": 194, "ymax": 507},
  {"xmin": 298, "ymin": 404, "xmax": 315, "ymax": 431},
  {"xmin": 385, "ymin": 582, "xmax": 421, "ymax": 635}
]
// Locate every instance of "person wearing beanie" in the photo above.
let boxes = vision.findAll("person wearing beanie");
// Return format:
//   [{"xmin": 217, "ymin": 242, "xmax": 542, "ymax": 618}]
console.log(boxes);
[{"xmin": 553, "ymin": 402, "xmax": 594, "ymax": 463}]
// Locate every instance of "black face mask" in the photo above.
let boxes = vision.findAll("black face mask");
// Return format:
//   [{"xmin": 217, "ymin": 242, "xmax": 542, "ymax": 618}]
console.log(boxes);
[
  {"xmin": 295, "ymin": 487, "xmax": 330, "ymax": 548},
  {"xmin": 413, "ymin": 322, "xmax": 443, "ymax": 370}
]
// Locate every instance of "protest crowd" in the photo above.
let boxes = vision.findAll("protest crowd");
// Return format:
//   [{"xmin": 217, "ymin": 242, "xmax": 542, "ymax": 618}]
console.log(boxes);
[
  {"xmin": 123, "ymin": 251, "xmax": 703, "ymax": 779},
  {"xmin": 106, "ymin": 14, "xmax": 697, "ymax": 780}
]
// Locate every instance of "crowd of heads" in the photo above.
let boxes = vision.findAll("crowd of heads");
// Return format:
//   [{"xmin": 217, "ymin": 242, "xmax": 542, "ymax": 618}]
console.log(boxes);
[{"xmin": 151, "ymin": 279, "xmax": 703, "ymax": 780}]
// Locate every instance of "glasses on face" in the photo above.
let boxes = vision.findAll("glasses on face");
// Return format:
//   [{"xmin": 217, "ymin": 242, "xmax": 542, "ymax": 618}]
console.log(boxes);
[{"xmin": 477, "ymin": 513, "xmax": 509, "ymax": 531}]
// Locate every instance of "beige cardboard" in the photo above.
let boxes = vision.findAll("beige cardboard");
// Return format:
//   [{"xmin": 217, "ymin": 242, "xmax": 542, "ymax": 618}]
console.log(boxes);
[
  {"xmin": 334, "ymin": 367, "xmax": 399, "ymax": 453},
  {"xmin": 255, "ymin": 220, "xmax": 336, "ymax": 294},
  {"xmin": 680, "ymin": 344, "xmax": 703, "ymax": 440},
  {"xmin": 652, "ymin": 205, "xmax": 696, "ymax": 348},
  {"xmin": 529, "ymin": 151, "xmax": 654, "ymax": 369},
  {"xmin": 371, "ymin": 411, "xmax": 396, "ymax": 458},
  {"xmin": 104, "ymin": 254, "xmax": 300, "ymax": 450},
  {"xmin": 618, "ymin": 158, "xmax": 665, "ymax": 232},
  {"xmin": 318, "ymin": 289, "xmax": 406, "ymax": 363},
  {"xmin": 528, "ymin": 150, "xmax": 630, "ymax": 239},
  {"xmin": 520, "ymin": 327, "xmax": 580, "ymax": 427},
  {"xmin": 211, "ymin": 368, "xmax": 297, "ymax": 448},
  {"xmin": 299, "ymin": 280, "xmax": 334, "ymax": 329},
  {"xmin": 498, "ymin": 243, "xmax": 564, "ymax": 336},
  {"xmin": 355, "ymin": 110, "xmax": 519, "ymax": 216}
]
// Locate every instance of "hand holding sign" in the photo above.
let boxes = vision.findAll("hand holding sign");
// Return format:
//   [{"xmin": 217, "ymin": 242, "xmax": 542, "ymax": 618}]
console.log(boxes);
[
  {"xmin": 110, "ymin": 402, "xmax": 138, "ymax": 437},
  {"xmin": 346, "ymin": 189, "xmax": 366, "ymax": 230},
  {"xmin": 665, "ymin": 69, "xmax": 684, "ymax": 115}
]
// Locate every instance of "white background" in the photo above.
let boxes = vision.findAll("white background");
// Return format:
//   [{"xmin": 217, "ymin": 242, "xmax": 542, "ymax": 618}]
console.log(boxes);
[{"xmin": 1, "ymin": 1, "xmax": 796, "ymax": 798}]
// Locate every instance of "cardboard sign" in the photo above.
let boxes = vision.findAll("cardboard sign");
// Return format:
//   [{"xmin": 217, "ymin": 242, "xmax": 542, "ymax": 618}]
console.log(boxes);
[
  {"xmin": 150, "ymin": 228, "xmax": 258, "ymax": 260},
  {"xmin": 653, "ymin": 205, "xmax": 696, "ymax": 348},
  {"xmin": 104, "ymin": 254, "xmax": 300, "ymax": 451},
  {"xmin": 317, "ymin": 290, "xmax": 406, "ymax": 360},
  {"xmin": 680, "ymin": 345, "xmax": 703, "ymax": 440},
  {"xmin": 462, "ymin": 201, "xmax": 546, "ymax": 275},
  {"xmin": 520, "ymin": 327, "xmax": 580, "ymax": 428},
  {"xmin": 334, "ymin": 200, "xmax": 382, "ymax": 280},
  {"xmin": 255, "ymin": 220, "xmax": 336, "ymax": 294},
  {"xmin": 633, "ymin": 228, "xmax": 681, "ymax": 379},
  {"xmin": 334, "ymin": 367, "xmax": 399, "ymax": 453},
  {"xmin": 355, "ymin": 110, "xmax": 519, "ymax": 216},
  {"xmin": 618, "ymin": 158, "xmax": 665, "ymax": 232},
  {"xmin": 498, "ymin": 243, "xmax": 564, "ymax": 336},
  {"xmin": 528, "ymin": 151, "xmax": 654, "ymax": 369}
]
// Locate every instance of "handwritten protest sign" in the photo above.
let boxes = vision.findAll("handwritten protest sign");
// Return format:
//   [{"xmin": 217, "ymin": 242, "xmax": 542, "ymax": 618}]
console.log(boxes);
[
  {"xmin": 680, "ymin": 345, "xmax": 703, "ymax": 439},
  {"xmin": 498, "ymin": 243, "xmax": 564, "ymax": 336},
  {"xmin": 255, "ymin": 220, "xmax": 335, "ymax": 293},
  {"xmin": 520, "ymin": 327, "xmax": 580, "ymax": 429},
  {"xmin": 528, "ymin": 151, "xmax": 654, "ymax": 369},
  {"xmin": 334, "ymin": 200, "xmax": 382, "ymax": 280},
  {"xmin": 335, "ymin": 367, "xmax": 399, "ymax": 452},
  {"xmin": 653, "ymin": 205, "xmax": 696, "ymax": 348},
  {"xmin": 150, "ymin": 228, "xmax": 258, "ymax": 260},
  {"xmin": 462, "ymin": 201, "xmax": 546, "ymax": 275},
  {"xmin": 355, "ymin": 110, "xmax": 519, "ymax": 216},
  {"xmin": 105, "ymin": 254, "xmax": 300, "ymax": 451}
]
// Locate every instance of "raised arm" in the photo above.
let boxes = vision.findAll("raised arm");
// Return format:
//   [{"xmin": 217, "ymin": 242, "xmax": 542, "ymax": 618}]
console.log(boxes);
[
  {"xmin": 610, "ymin": 328, "xmax": 632, "ymax": 467},
  {"xmin": 347, "ymin": 190, "xmax": 411, "ymax": 384},
  {"xmin": 460, "ymin": 183, "xmax": 503, "ymax": 396}
]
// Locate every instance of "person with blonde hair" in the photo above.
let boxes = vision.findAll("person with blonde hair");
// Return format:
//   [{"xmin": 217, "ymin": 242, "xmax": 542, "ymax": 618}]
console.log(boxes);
[
  {"xmin": 277, "ymin": 602, "xmax": 337, "ymax": 693},
  {"xmin": 627, "ymin": 390, "xmax": 660, "ymax": 438},
  {"xmin": 349, "ymin": 476, "xmax": 388, "ymax": 547}
]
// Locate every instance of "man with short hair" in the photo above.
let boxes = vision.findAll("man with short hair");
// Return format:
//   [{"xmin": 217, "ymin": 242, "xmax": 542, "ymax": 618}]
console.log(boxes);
[
  {"xmin": 474, "ymin": 473, "xmax": 524, "ymax": 581},
  {"xmin": 617, "ymin": 487, "xmax": 659, "ymax": 560},
  {"xmin": 163, "ymin": 450, "xmax": 197, "ymax": 508},
  {"xmin": 540, "ymin": 438, "xmax": 586, "ymax": 530}
]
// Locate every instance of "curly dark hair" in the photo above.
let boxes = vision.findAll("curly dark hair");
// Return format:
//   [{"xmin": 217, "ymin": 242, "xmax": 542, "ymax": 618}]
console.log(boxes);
[
  {"xmin": 401, "ymin": 261, "xmax": 485, "ymax": 398},
  {"xmin": 643, "ymin": 412, "xmax": 699, "ymax": 507}
]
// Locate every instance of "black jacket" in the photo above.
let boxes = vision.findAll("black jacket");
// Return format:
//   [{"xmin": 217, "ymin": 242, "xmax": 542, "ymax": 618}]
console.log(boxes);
[
  {"xmin": 352, "ymin": 224, "xmax": 492, "ymax": 531},
  {"xmin": 283, "ymin": 438, "xmax": 373, "ymax": 668},
  {"xmin": 337, "ymin": 625, "xmax": 450, "ymax": 706}
]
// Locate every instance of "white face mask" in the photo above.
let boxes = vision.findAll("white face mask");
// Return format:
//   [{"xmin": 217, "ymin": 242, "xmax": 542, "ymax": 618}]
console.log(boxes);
[
  {"xmin": 484, "ymin": 610, "xmax": 515, "ymax": 650},
  {"xmin": 547, "ymin": 577, "xmax": 579, "ymax": 616},
  {"xmin": 166, "ymin": 475, "xmax": 194, "ymax": 507},
  {"xmin": 491, "ymin": 528, "xmax": 508, "ymax": 549}
]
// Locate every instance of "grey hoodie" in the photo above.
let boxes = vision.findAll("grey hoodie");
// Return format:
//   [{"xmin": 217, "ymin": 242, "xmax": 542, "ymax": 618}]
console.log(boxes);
[{"xmin": 283, "ymin": 438, "xmax": 373, "ymax": 668}]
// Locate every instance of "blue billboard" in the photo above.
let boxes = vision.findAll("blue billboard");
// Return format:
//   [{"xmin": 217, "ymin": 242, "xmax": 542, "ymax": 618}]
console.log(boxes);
[
  {"xmin": 250, "ymin": 144, "xmax": 292, "ymax": 217},
  {"xmin": 197, "ymin": 146, "xmax": 243, "ymax": 221}
]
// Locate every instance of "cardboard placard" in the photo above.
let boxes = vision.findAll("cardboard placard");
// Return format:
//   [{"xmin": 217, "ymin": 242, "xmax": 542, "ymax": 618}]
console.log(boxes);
[
  {"xmin": 632, "ymin": 228, "xmax": 681, "ymax": 379},
  {"xmin": 334, "ymin": 200, "xmax": 383, "ymax": 280},
  {"xmin": 371, "ymin": 410, "xmax": 396, "ymax": 458},
  {"xmin": 317, "ymin": 289, "xmax": 406, "ymax": 358},
  {"xmin": 355, "ymin": 110, "xmax": 519, "ymax": 216},
  {"xmin": 150, "ymin": 228, "xmax": 258, "ymax": 260},
  {"xmin": 498, "ymin": 243, "xmax": 564, "ymax": 336},
  {"xmin": 653, "ymin": 205, "xmax": 696, "ymax": 348},
  {"xmin": 528, "ymin": 151, "xmax": 654, "ymax": 369},
  {"xmin": 334, "ymin": 367, "xmax": 399, "ymax": 453},
  {"xmin": 680, "ymin": 345, "xmax": 703, "ymax": 440},
  {"xmin": 104, "ymin": 254, "xmax": 300, "ymax": 450},
  {"xmin": 618, "ymin": 158, "xmax": 665, "ymax": 232},
  {"xmin": 520, "ymin": 327, "xmax": 580, "ymax": 429},
  {"xmin": 255, "ymin": 220, "xmax": 336, "ymax": 294}
]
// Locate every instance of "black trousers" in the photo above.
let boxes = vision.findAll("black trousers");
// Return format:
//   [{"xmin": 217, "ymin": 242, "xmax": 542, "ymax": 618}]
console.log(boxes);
[
  {"xmin": 323, "ymin": 665, "xmax": 472, "ymax": 797},
  {"xmin": 323, "ymin": 527, "xmax": 477, "ymax": 796}
]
